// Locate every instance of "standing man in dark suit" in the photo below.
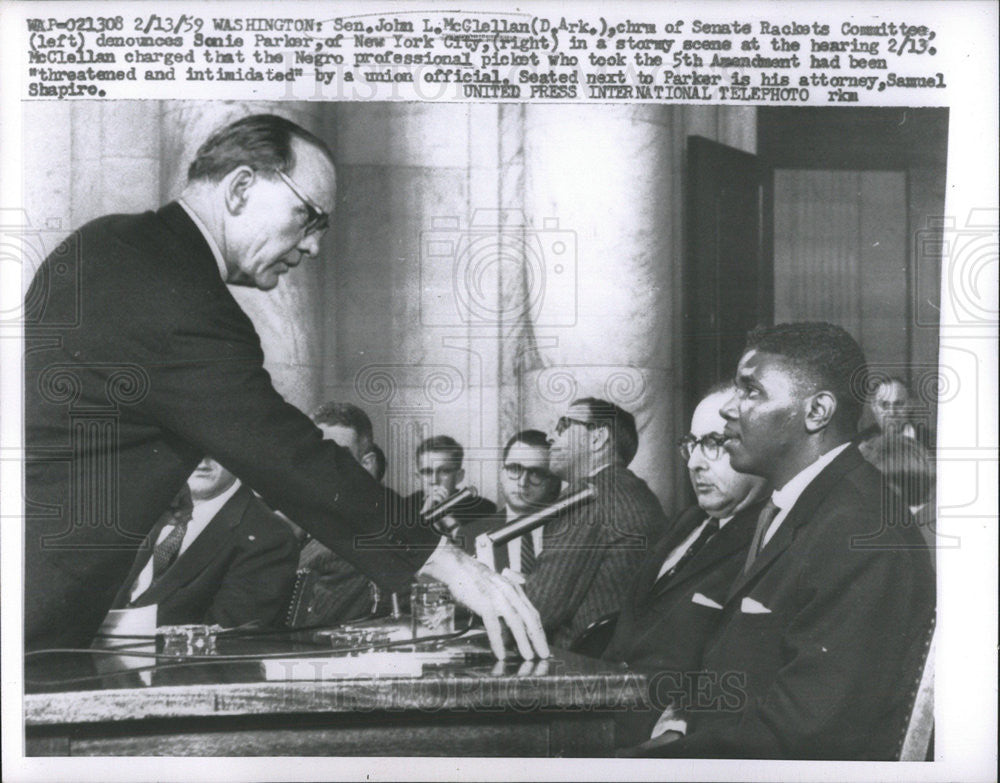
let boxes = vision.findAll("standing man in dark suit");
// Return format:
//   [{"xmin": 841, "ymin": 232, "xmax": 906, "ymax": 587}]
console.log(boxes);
[
  {"xmin": 111, "ymin": 457, "xmax": 298, "ymax": 628},
  {"xmin": 24, "ymin": 114, "xmax": 547, "ymax": 660},
  {"xmin": 523, "ymin": 398, "xmax": 666, "ymax": 649},
  {"xmin": 604, "ymin": 383, "xmax": 767, "ymax": 744},
  {"xmin": 634, "ymin": 323, "xmax": 935, "ymax": 760},
  {"xmin": 459, "ymin": 430, "xmax": 562, "ymax": 569}
]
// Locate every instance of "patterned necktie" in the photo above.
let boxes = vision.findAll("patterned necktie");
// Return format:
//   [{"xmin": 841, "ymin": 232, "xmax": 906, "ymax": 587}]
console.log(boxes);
[
  {"xmin": 655, "ymin": 517, "xmax": 720, "ymax": 589},
  {"xmin": 152, "ymin": 507, "xmax": 192, "ymax": 580},
  {"xmin": 520, "ymin": 533, "xmax": 537, "ymax": 575},
  {"xmin": 743, "ymin": 500, "xmax": 781, "ymax": 574}
]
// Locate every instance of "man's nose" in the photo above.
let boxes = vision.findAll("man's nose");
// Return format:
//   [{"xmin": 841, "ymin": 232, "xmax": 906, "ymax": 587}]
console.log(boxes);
[
  {"xmin": 720, "ymin": 393, "xmax": 739, "ymax": 421},
  {"xmin": 297, "ymin": 232, "xmax": 322, "ymax": 258}
]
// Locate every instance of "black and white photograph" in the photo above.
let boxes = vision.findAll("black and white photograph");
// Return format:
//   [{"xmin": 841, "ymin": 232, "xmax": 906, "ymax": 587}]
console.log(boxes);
[{"xmin": 1, "ymin": 2, "xmax": 996, "ymax": 781}]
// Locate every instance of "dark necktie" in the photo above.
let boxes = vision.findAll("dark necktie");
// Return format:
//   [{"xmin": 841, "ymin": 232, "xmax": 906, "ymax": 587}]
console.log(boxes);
[
  {"xmin": 655, "ymin": 516, "xmax": 720, "ymax": 589},
  {"xmin": 743, "ymin": 500, "xmax": 781, "ymax": 574},
  {"xmin": 152, "ymin": 508, "xmax": 191, "ymax": 580},
  {"xmin": 520, "ymin": 533, "xmax": 537, "ymax": 575}
]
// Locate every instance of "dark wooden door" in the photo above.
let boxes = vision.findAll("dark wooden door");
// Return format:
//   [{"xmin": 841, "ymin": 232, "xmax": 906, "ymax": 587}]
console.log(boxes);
[{"xmin": 683, "ymin": 136, "xmax": 772, "ymax": 420}]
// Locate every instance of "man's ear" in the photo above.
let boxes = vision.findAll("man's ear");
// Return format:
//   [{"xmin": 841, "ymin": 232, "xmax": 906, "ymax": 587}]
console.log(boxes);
[
  {"xmin": 360, "ymin": 451, "xmax": 377, "ymax": 477},
  {"xmin": 804, "ymin": 390, "xmax": 837, "ymax": 433},
  {"xmin": 590, "ymin": 424, "xmax": 611, "ymax": 453},
  {"xmin": 455, "ymin": 467, "xmax": 465, "ymax": 487},
  {"xmin": 223, "ymin": 166, "xmax": 256, "ymax": 216}
]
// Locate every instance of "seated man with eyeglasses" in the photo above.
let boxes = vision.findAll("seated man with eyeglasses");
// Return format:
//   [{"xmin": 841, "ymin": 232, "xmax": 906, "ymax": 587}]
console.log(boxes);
[
  {"xmin": 520, "ymin": 398, "xmax": 668, "ymax": 649},
  {"xmin": 459, "ymin": 430, "xmax": 563, "ymax": 568},
  {"xmin": 603, "ymin": 382, "xmax": 769, "ymax": 746}
]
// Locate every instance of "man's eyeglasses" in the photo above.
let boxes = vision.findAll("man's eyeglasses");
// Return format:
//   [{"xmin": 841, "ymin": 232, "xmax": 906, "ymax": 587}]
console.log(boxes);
[
  {"xmin": 418, "ymin": 466, "xmax": 459, "ymax": 478},
  {"xmin": 273, "ymin": 169, "xmax": 329, "ymax": 236},
  {"xmin": 554, "ymin": 416, "xmax": 600, "ymax": 436},
  {"xmin": 503, "ymin": 463, "xmax": 554, "ymax": 486},
  {"xmin": 678, "ymin": 433, "xmax": 728, "ymax": 461}
]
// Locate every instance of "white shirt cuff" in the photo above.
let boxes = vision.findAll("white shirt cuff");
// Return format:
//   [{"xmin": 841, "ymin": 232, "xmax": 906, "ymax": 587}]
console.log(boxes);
[{"xmin": 650, "ymin": 706, "xmax": 688, "ymax": 738}]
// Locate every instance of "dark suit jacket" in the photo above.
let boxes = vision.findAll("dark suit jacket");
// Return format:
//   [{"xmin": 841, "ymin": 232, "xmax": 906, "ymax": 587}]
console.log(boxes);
[
  {"xmin": 659, "ymin": 446, "xmax": 935, "ymax": 760},
  {"xmin": 523, "ymin": 464, "xmax": 666, "ymax": 649},
  {"xmin": 112, "ymin": 484, "xmax": 298, "ymax": 628},
  {"xmin": 292, "ymin": 537, "xmax": 382, "ymax": 627},
  {"xmin": 456, "ymin": 510, "xmax": 506, "ymax": 559},
  {"xmin": 24, "ymin": 203, "xmax": 436, "ymax": 650},
  {"xmin": 605, "ymin": 501, "xmax": 762, "ymax": 674},
  {"xmin": 604, "ymin": 501, "xmax": 761, "ymax": 746}
]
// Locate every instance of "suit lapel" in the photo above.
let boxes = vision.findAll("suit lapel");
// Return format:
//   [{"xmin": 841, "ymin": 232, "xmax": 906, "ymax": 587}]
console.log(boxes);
[
  {"xmin": 112, "ymin": 519, "xmax": 168, "ymax": 608},
  {"xmin": 642, "ymin": 506, "xmax": 708, "ymax": 599},
  {"xmin": 659, "ymin": 501, "xmax": 762, "ymax": 596},
  {"xmin": 134, "ymin": 486, "xmax": 250, "ymax": 606},
  {"xmin": 725, "ymin": 446, "xmax": 865, "ymax": 604}
]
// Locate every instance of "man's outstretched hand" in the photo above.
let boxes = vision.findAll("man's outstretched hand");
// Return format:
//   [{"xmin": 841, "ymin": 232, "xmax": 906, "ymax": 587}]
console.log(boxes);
[{"xmin": 420, "ymin": 540, "xmax": 550, "ymax": 661}]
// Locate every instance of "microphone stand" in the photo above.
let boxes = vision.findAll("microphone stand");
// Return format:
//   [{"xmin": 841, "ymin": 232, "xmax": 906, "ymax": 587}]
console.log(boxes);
[{"xmin": 475, "ymin": 484, "xmax": 597, "ymax": 571}]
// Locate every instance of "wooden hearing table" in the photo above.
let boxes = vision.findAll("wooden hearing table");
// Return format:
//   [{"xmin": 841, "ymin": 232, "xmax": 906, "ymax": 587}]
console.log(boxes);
[{"xmin": 24, "ymin": 629, "xmax": 649, "ymax": 757}]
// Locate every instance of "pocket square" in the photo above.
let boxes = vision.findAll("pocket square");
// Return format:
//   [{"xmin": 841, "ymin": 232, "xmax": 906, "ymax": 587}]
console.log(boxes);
[
  {"xmin": 691, "ymin": 592, "xmax": 723, "ymax": 609},
  {"xmin": 741, "ymin": 596, "xmax": 772, "ymax": 614}
]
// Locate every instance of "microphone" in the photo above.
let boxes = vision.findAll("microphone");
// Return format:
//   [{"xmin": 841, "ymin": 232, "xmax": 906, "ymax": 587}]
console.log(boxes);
[
  {"xmin": 475, "ymin": 484, "xmax": 597, "ymax": 570},
  {"xmin": 422, "ymin": 487, "xmax": 479, "ymax": 538}
]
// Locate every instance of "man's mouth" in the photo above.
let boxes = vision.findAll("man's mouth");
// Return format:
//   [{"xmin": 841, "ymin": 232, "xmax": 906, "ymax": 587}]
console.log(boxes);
[{"xmin": 722, "ymin": 427, "xmax": 740, "ymax": 445}]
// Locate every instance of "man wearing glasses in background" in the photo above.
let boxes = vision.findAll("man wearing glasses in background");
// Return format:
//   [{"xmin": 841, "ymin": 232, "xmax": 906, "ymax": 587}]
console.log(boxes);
[
  {"xmin": 25, "ymin": 113, "xmax": 549, "ymax": 662},
  {"xmin": 459, "ymin": 430, "xmax": 562, "ymax": 569},
  {"xmin": 605, "ymin": 382, "xmax": 768, "ymax": 747},
  {"xmin": 519, "ymin": 398, "xmax": 667, "ymax": 649}
]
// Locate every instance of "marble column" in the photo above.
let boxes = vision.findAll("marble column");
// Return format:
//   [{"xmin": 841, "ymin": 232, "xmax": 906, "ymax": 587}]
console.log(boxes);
[
  {"xmin": 159, "ymin": 101, "xmax": 329, "ymax": 414},
  {"xmin": 328, "ymin": 103, "xmax": 510, "ymax": 500},
  {"xmin": 20, "ymin": 101, "xmax": 163, "ymax": 291}
]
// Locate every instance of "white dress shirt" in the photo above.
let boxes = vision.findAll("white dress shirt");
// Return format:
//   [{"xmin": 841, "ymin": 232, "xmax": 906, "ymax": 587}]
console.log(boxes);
[
  {"xmin": 503, "ymin": 507, "xmax": 545, "ymax": 573},
  {"xmin": 762, "ymin": 442, "xmax": 851, "ymax": 548}
]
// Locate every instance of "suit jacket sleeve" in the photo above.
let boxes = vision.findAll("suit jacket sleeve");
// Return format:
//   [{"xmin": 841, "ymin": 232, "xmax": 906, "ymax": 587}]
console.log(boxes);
[
  {"xmin": 202, "ymin": 504, "xmax": 300, "ymax": 628},
  {"xmin": 667, "ymin": 515, "xmax": 933, "ymax": 759},
  {"xmin": 128, "ymin": 269, "xmax": 436, "ymax": 592}
]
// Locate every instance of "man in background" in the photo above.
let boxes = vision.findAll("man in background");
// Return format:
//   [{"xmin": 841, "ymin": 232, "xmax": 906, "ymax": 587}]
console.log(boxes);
[
  {"xmin": 460, "ymin": 430, "xmax": 562, "ymax": 571},
  {"xmin": 525, "ymin": 398, "xmax": 666, "ymax": 649},
  {"xmin": 605, "ymin": 383, "xmax": 767, "ymax": 745},
  {"xmin": 407, "ymin": 435, "xmax": 497, "ymax": 526},
  {"xmin": 111, "ymin": 457, "xmax": 298, "ymax": 628},
  {"xmin": 291, "ymin": 403, "xmax": 389, "ymax": 627}
]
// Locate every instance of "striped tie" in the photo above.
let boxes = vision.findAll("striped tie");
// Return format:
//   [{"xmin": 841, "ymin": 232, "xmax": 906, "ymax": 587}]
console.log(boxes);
[
  {"xmin": 520, "ymin": 533, "xmax": 537, "ymax": 575},
  {"xmin": 152, "ymin": 508, "xmax": 192, "ymax": 580},
  {"xmin": 743, "ymin": 500, "xmax": 781, "ymax": 574}
]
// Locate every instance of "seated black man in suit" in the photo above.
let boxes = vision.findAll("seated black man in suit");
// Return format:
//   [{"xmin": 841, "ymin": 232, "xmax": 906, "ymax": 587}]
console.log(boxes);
[
  {"xmin": 631, "ymin": 323, "xmax": 935, "ymax": 760},
  {"xmin": 459, "ymin": 430, "xmax": 563, "ymax": 569},
  {"xmin": 604, "ymin": 382, "xmax": 768, "ymax": 746},
  {"xmin": 111, "ymin": 457, "xmax": 299, "ymax": 628}
]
